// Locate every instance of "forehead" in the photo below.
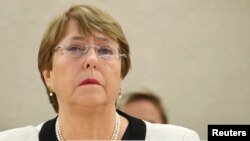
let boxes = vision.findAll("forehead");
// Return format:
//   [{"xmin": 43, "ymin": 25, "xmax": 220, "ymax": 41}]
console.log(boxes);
[{"xmin": 61, "ymin": 19, "xmax": 117, "ymax": 44}]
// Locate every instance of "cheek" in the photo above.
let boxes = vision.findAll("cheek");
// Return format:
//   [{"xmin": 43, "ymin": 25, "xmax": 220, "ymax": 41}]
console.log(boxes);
[
  {"xmin": 112, "ymin": 62, "xmax": 122, "ymax": 83},
  {"xmin": 103, "ymin": 62, "xmax": 122, "ymax": 95},
  {"xmin": 51, "ymin": 58, "xmax": 78, "ymax": 94}
]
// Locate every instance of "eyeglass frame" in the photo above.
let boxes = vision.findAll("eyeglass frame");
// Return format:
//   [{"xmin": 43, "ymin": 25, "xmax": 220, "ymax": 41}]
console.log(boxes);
[{"xmin": 54, "ymin": 44, "xmax": 127, "ymax": 61}]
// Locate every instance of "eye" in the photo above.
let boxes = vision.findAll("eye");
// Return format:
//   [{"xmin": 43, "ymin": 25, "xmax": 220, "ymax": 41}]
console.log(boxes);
[
  {"xmin": 97, "ymin": 47, "xmax": 114, "ymax": 55},
  {"xmin": 66, "ymin": 45, "xmax": 87, "ymax": 53}
]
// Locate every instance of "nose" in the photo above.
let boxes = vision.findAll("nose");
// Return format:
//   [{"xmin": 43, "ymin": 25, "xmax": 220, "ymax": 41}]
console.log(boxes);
[{"xmin": 83, "ymin": 47, "xmax": 99, "ymax": 70}]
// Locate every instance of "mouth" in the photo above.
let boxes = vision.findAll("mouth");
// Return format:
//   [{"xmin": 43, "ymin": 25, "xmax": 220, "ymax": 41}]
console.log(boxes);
[{"xmin": 79, "ymin": 78, "xmax": 101, "ymax": 86}]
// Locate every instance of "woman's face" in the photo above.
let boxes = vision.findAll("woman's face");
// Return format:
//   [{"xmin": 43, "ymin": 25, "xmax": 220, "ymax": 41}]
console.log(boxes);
[{"xmin": 43, "ymin": 19, "xmax": 122, "ymax": 109}]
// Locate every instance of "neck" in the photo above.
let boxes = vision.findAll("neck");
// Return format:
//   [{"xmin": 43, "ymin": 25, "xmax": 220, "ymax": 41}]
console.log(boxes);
[{"xmin": 57, "ymin": 105, "xmax": 118, "ymax": 140}]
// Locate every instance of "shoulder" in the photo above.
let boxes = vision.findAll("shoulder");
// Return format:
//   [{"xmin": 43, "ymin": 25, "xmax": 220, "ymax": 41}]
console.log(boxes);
[
  {"xmin": 0, "ymin": 123, "xmax": 43, "ymax": 141},
  {"xmin": 145, "ymin": 121, "xmax": 200, "ymax": 141}
]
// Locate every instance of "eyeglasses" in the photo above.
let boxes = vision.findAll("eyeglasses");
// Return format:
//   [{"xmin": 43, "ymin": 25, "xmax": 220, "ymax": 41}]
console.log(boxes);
[{"xmin": 55, "ymin": 44, "xmax": 127, "ymax": 61}]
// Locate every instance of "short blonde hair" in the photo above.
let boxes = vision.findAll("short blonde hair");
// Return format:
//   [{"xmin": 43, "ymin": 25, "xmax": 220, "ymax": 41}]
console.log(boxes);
[{"xmin": 38, "ymin": 5, "xmax": 131, "ymax": 113}]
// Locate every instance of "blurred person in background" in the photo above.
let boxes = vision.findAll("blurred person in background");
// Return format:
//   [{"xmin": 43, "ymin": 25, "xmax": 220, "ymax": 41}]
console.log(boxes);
[{"xmin": 120, "ymin": 91, "xmax": 168, "ymax": 124}]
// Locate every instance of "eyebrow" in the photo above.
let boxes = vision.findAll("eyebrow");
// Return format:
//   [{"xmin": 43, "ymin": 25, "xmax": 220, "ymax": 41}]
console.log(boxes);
[
  {"xmin": 69, "ymin": 36, "xmax": 86, "ymax": 41},
  {"xmin": 94, "ymin": 35, "xmax": 111, "ymax": 43},
  {"xmin": 69, "ymin": 35, "xmax": 111, "ymax": 43}
]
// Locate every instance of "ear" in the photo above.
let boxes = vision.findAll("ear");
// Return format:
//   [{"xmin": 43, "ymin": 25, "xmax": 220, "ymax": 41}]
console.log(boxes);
[{"xmin": 42, "ymin": 69, "xmax": 53, "ymax": 90}]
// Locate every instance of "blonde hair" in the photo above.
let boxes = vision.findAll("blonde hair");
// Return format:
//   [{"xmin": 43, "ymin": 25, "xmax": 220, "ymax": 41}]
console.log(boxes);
[{"xmin": 38, "ymin": 5, "xmax": 131, "ymax": 113}]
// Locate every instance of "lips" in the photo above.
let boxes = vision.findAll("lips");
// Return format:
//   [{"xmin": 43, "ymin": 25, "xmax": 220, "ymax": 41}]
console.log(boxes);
[{"xmin": 79, "ymin": 78, "xmax": 101, "ymax": 86}]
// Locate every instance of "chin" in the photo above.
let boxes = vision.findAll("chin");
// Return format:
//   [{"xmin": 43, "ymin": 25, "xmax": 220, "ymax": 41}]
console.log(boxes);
[{"xmin": 75, "ymin": 93, "xmax": 107, "ymax": 107}]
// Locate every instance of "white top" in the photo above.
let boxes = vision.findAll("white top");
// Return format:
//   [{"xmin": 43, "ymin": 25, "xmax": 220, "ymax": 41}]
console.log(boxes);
[
  {"xmin": 0, "ymin": 121, "xmax": 200, "ymax": 141},
  {"xmin": 145, "ymin": 121, "xmax": 200, "ymax": 140}
]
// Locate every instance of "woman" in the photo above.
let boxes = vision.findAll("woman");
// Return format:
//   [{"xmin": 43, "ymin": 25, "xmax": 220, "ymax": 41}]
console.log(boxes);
[
  {"xmin": 0, "ymin": 5, "xmax": 200, "ymax": 141},
  {"xmin": 120, "ymin": 91, "xmax": 168, "ymax": 124}
]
